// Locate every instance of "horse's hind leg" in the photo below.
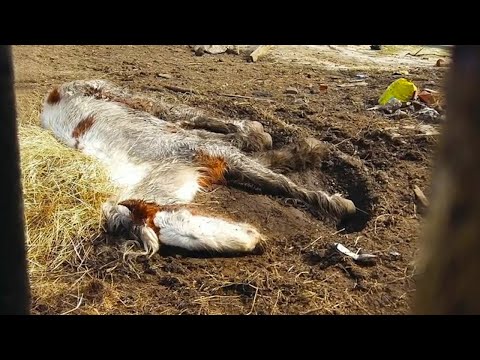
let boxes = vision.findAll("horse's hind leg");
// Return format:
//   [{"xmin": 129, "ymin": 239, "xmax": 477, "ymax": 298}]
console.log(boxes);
[{"xmin": 223, "ymin": 152, "xmax": 356, "ymax": 220}]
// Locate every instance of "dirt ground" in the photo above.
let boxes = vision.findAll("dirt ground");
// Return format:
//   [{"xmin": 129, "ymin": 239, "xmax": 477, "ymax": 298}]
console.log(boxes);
[{"xmin": 12, "ymin": 45, "xmax": 449, "ymax": 315}]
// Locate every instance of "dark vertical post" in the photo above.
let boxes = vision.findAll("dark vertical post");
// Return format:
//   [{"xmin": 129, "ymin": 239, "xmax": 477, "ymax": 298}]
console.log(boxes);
[
  {"xmin": 0, "ymin": 45, "xmax": 31, "ymax": 314},
  {"xmin": 416, "ymin": 46, "xmax": 480, "ymax": 314}
]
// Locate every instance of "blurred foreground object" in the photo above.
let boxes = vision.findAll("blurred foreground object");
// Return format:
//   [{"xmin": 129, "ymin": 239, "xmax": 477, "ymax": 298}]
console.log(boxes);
[
  {"xmin": 0, "ymin": 45, "xmax": 31, "ymax": 314},
  {"xmin": 416, "ymin": 46, "xmax": 480, "ymax": 314}
]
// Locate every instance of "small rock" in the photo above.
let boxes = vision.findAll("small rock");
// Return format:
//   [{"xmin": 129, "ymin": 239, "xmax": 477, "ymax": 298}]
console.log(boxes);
[
  {"xmin": 285, "ymin": 87, "xmax": 299, "ymax": 95},
  {"xmin": 195, "ymin": 47, "xmax": 205, "ymax": 56},
  {"xmin": 226, "ymin": 46, "xmax": 240, "ymax": 55},
  {"xmin": 355, "ymin": 74, "xmax": 368, "ymax": 80},
  {"xmin": 319, "ymin": 84, "xmax": 328, "ymax": 91},
  {"xmin": 371, "ymin": 45, "xmax": 383, "ymax": 50},
  {"xmin": 156, "ymin": 73, "xmax": 172, "ymax": 79},
  {"xmin": 436, "ymin": 59, "xmax": 447, "ymax": 67},
  {"xmin": 388, "ymin": 109, "xmax": 409, "ymax": 120}
]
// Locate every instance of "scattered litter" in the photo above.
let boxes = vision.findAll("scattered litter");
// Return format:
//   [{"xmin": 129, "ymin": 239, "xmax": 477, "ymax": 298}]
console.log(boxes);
[
  {"xmin": 418, "ymin": 90, "xmax": 439, "ymax": 106},
  {"xmin": 368, "ymin": 97, "xmax": 402, "ymax": 113},
  {"xmin": 334, "ymin": 243, "xmax": 377, "ymax": 264},
  {"xmin": 379, "ymin": 78, "xmax": 418, "ymax": 105},
  {"xmin": 370, "ymin": 100, "xmax": 444, "ymax": 122},
  {"xmin": 371, "ymin": 82, "xmax": 445, "ymax": 123},
  {"xmin": 404, "ymin": 103, "xmax": 415, "ymax": 112},
  {"xmin": 415, "ymin": 107, "xmax": 442, "ymax": 122}
]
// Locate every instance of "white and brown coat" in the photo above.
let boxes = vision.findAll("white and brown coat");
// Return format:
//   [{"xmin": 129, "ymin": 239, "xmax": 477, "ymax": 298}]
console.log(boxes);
[{"xmin": 40, "ymin": 80, "xmax": 356, "ymax": 256}]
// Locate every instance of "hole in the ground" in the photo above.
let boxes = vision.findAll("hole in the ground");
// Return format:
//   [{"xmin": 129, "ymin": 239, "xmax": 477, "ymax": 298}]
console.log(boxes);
[
  {"xmin": 225, "ymin": 148, "xmax": 376, "ymax": 233},
  {"xmin": 321, "ymin": 151, "xmax": 377, "ymax": 233}
]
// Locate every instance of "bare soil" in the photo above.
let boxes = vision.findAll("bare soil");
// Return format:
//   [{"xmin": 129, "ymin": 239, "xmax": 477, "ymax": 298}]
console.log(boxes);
[{"xmin": 13, "ymin": 45, "xmax": 449, "ymax": 314}]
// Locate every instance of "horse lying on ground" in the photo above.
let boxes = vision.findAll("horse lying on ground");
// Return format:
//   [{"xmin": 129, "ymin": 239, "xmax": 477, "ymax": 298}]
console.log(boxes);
[{"xmin": 40, "ymin": 80, "xmax": 356, "ymax": 256}]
